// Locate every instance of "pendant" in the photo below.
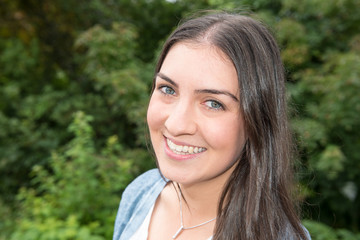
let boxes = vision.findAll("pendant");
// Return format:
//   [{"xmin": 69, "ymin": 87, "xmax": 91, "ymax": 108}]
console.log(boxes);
[{"xmin": 172, "ymin": 226, "xmax": 184, "ymax": 239}]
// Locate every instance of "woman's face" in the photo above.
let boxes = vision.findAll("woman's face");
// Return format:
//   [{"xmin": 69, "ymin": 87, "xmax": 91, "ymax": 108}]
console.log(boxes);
[{"xmin": 147, "ymin": 43, "xmax": 246, "ymax": 187}]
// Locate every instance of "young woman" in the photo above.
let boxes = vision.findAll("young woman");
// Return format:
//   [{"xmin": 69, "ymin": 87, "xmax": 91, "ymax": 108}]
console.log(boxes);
[{"xmin": 113, "ymin": 12, "xmax": 310, "ymax": 240}]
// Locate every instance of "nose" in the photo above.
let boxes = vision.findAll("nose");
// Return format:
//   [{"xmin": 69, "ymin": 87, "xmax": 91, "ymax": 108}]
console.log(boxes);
[{"xmin": 164, "ymin": 100, "xmax": 197, "ymax": 136}]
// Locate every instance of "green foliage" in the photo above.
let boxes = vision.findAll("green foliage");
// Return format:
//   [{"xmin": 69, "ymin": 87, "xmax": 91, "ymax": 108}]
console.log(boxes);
[
  {"xmin": 74, "ymin": 22, "xmax": 150, "ymax": 147},
  {"xmin": 114, "ymin": 0, "xmax": 209, "ymax": 61},
  {"xmin": 275, "ymin": 0, "xmax": 360, "ymax": 231},
  {"xmin": 275, "ymin": 18, "xmax": 309, "ymax": 68},
  {"xmin": 10, "ymin": 111, "xmax": 133, "ymax": 239},
  {"xmin": 0, "ymin": 17, "xmax": 152, "ymax": 204},
  {"xmin": 291, "ymin": 45, "xmax": 360, "ymax": 229},
  {"xmin": 1, "ymin": 8, "xmax": 156, "ymax": 236},
  {"xmin": 0, "ymin": 37, "xmax": 51, "ymax": 202},
  {"xmin": 303, "ymin": 220, "xmax": 360, "ymax": 240},
  {"xmin": 1, "ymin": 0, "xmax": 360, "ymax": 238},
  {"xmin": 10, "ymin": 216, "xmax": 104, "ymax": 240}
]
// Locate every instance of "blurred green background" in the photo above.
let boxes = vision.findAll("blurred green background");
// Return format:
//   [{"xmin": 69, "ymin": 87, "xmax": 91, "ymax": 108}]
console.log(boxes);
[{"xmin": 0, "ymin": 0, "xmax": 359, "ymax": 239}]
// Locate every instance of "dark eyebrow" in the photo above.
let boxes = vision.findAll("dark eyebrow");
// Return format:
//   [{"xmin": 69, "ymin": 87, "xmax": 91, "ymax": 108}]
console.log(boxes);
[
  {"xmin": 156, "ymin": 72, "xmax": 178, "ymax": 88},
  {"xmin": 195, "ymin": 89, "xmax": 239, "ymax": 102},
  {"xmin": 156, "ymin": 72, "xmax": 239, "ymax": 102}
]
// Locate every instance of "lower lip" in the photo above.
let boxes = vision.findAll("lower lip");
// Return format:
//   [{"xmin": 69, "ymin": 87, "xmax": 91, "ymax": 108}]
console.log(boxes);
[{"xmin": 164, "ymin": 138, "xmax": 205, "ymax": 161}]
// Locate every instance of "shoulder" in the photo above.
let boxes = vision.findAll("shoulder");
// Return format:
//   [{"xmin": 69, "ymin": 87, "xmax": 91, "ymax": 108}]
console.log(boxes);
[
  {"xmin": 124, "ymin": 168, "xmax": 164, "ymax": 195},
  {"xmin": 283, "ymin": 223, "xmax": 312, "ymax": 240},
  {"xmin": 303, "ymin": 226, "xmax": 311, "ymax": 240},
  {"xmin": 120, "ymin": 168, "xmax": 166, "ymax": 211},
  {"xmin": 113, "ymin": 168, "xmax": 167, "ymax": 240}
]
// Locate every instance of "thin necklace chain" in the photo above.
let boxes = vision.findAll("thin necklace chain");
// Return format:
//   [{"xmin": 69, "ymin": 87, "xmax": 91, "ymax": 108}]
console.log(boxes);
[{"xmin": 172, "ymin": 188, "xmax": 217, "ymax": 239}]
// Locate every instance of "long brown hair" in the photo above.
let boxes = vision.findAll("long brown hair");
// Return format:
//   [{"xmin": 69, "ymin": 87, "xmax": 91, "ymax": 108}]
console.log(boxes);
[{"xmin": 153, "ymin": 12, "xmax": 307, "ymax": 239}]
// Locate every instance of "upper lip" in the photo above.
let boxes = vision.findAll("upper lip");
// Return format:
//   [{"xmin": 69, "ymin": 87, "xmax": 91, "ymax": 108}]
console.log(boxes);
[{"xmin": 164, "ymin": 135, "xmax": 205, "ymax": 149}]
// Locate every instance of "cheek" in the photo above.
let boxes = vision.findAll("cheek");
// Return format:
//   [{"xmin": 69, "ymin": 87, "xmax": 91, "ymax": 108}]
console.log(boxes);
[
  {"xmin": 205, "ymin": 118, "xmax": 245, "ymax": 151},
  {"xmin": 147, "ymin": 96, "xmax": 164, "ymax": 131},
  {"xmin": 147, "ymin": 99, "xmax": 156, "ymax": 130}
]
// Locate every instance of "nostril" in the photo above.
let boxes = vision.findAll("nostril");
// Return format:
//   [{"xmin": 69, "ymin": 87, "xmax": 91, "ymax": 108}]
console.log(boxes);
[{"xmin": 165, "ymin": 111, "xmax": 197, "ymax": 136}]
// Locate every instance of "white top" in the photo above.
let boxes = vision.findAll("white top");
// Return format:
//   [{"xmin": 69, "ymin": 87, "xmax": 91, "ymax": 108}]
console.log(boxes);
[
  {"xmin": 129, "ymin": 203, "xmax": 213, "ymax": 240},
  {"xmin": 129, "ymin": 204, "xmax": 154, "ymax": 240}
]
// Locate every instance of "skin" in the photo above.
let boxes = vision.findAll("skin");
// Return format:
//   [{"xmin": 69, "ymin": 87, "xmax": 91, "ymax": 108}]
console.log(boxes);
[{"xmin": 147, "ymin": 42, "xmax": 246, "ymax": 239}]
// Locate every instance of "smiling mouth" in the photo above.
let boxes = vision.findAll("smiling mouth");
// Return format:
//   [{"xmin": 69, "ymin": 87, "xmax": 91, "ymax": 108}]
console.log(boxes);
[{"xmin": 166, "ymin": 138, "xmax": 206, "ymax": 155}]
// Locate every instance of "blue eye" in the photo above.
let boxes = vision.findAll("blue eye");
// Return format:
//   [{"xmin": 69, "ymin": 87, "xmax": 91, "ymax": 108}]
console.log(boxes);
[
  {"xmin": 204, "ymin": 100, "xmax": 224, "ymax": 110},
  {"xmin": 160, "ymin": 86, "xmax": 175, "ymax": 95}
]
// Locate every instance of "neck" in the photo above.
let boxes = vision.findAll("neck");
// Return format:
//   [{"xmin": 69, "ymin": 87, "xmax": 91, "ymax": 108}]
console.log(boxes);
[
  {"xmin": 175, "ymin": 174, "xmax": 229, "ymax": 221},
  {"xmin": 178, "ymin": 162, "xmax": 236, "ymax": 216}
]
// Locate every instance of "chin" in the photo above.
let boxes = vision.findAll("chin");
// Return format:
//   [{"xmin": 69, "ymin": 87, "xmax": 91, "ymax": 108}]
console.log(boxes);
[{"xmin": 158, "ymin": 165, "xmax": 194, "ymax": 184}]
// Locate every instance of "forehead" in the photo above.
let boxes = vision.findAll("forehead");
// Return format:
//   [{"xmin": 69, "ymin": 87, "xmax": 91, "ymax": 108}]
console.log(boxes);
[{"xmin": 160, "ymin": 43, "xmax": 239, "ymax": 95}]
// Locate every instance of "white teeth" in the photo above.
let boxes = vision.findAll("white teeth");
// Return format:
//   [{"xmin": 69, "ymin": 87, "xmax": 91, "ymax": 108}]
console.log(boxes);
[
  {"xmin": 188, "ymin": 146, "xmax": 193, "ymax": 154},
  {"xmin": 167, "ymin": 138, "xmax": 205, "ymax": 155},
  {"xmin": 194, "ymin": 147, "xmax": 198, "ymax": 153},
  {"xmin": 176, "ymin": 145, "xmax": 183, "ymax": 152}
]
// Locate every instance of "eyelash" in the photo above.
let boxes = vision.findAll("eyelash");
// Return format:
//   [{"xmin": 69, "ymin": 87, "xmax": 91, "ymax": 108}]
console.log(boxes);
[
  {"xmin": 158, "ymin": 85, "xmax": 175, "ymax": 95},
  {"xmin": 203, "ymin": 100, "xmax": 225, "ymax": 111},
  {"xmin": 157, "ymin": 84, "xmax": 225, "ymax": 111}
]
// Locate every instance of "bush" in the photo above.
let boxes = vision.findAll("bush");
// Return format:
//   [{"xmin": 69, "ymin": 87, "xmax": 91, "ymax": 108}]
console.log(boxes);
[
  {"xmin": 10, "ymin": 111, "xmax": 140, "ymax": 239},
  {"xmin": 303, "ymin": 220, "xmax": 360, "ymax": 240}
]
